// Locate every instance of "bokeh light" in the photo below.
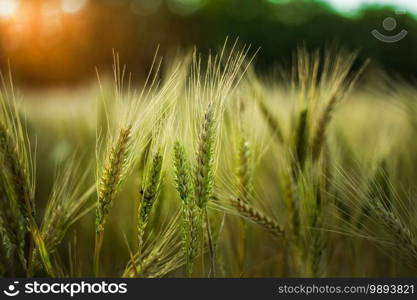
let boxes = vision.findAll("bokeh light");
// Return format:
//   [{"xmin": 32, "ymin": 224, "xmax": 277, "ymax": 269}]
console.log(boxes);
[
  {"xmin": 61, "ymin": 0, "xmax": 88, "ymax": 14},
  {"xmin": 167, "ymin": 0, "xmax": 204, "ymax": 16},
  {"xmin": 0, "ymin": 0, "xmax": 18, "ymax": 18},
  {"xmin": 325, "ymin": 0, "xmax": 417, "ymax": 15}
]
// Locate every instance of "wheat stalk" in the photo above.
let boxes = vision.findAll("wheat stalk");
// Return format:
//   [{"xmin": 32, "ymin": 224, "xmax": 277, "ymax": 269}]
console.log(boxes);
[
  {"xmin": 0, "ymin": 126, "xmax": 27, "ymax": 271},
  {"xmin": 96, "ymin": 126, "xmax": 132, "ymax": 232},
  {"xmin": 311, "ymin": 95, "xmax": 338, "ymax": 161},
  {"xmin": 94, "ymin": 125, "xmax": 132, "ymax": 275},
  {"xmin": 137, "ymin": 150, "xmax": 164, "ymax": 271},
  {"xmin": 174, "ymin": 142, "xmax": 193, "ymax": 206},
  {"xmin": 293, "ymin": 108, "xmax": 309, "ymax": 176},
  {"xmin": 173, "ymin": 142, "xmax": 201, "ymax": 277},
  {"xmin": 257, "ymin": 99, "xmax": 284, "ymax": 143},
  {"xmin": 235, "ymin": 134, "xmax": 254, "ymax": 272},
  {"xmin": 371, "ymin": 200, "xmax": 417, "ymax": 264},
  {"xmin": 41, "ymin": 158, "xmax": 95, "ymax": 258},
  {"xmin": 0, "ymin": 115, "xmax": 36, "ymax": 275},
  {"xmin": 0, "ymin": 212, "xmax": 16, "ymax": 266},
  {"xmin": 0, "ymin": 122, "xmax": 33, "ymax": 218},
  {"xmin": 194, "ymin": 106, "xmax": 216, "ymax": 209},
  {"xmin": 237, "ymin": 136, "xmax": 254, "ymax": 201},
  {"xmin": 230, "ymin": 198, "xmax": 284, "ymax": 237}
]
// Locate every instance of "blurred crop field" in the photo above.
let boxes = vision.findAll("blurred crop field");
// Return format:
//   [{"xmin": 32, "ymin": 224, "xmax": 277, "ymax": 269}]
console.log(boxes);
[{"xmin": 1, "ymin": 0, "xmax": 417, "ymax": 278}]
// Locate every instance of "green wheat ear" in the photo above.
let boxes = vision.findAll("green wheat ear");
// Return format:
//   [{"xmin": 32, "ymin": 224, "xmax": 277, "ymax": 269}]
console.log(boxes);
[
  {"xmin": 96, "ymin": 125, "xmax": 132, "ymax": 232},
  {"xmin": 41, "ymin": 158, "xmax": 95, "ymax": 259},
  {"xmin": 293, "ymin": 107, "xmax": 309, "ymax": 177},
  {"xmin": 311, "ymin": 95, "xmax": 338, "ymax": 161},
  {"xmin": 194, "ymin": 106, "xmax": 216, "ymax": 209},
  {"xmin": 173, "ymin": 141, "xmax": 201, "ymax": 277},
  {"xmin": 0, "ymin": 85, "xmax": 36, "ymax": 275},
  {"xmin": 236, "ymin": 135, "xmax": 254, "ymax": 201},
  {"xmin": 137, "ymin": 150, "xmax": 164, "ymax": 256},
  {"xmin": 234, "ymin": 134, "xmax": 254, "ymax": 273},
  {"xmin": 0, "ymin": 211, "xmax": 16, "ymax": 263},
  {"xmin": 174, "ymin": 142, "xmax": 193, "ymax": 206},
  {"xmin": 0, "ymin": 123, "xmax": 28, "ymax": 269},
  {"xmin": 0, "ymin": 122, "xmax": 33, "ymax": 219},
  {"xmin": 95, "ymin": 125, "xmax": 132, "ymax": 276},
  {"xmin": 231, "ymin": 198, "xmax": 284, "ymax": 237},
  {"xmin": 373, "ymin": 200, "xmax": 417, "ymax": 262}
]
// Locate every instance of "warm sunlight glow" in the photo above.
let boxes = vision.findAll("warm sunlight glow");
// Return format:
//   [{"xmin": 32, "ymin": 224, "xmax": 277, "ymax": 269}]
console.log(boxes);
[
  {"xmin": 0, "ymin": 0, "xmax": 18, "ymax": 18},
  {"xmin": 61, "ymin": 0, "xmax": 88, "ymax": 14}
]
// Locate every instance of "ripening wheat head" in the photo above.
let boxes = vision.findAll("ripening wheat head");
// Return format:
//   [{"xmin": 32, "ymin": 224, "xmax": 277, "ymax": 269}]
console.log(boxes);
[
  {"xmin": 0, "ymin": 71, "xmax": 35, "ymax": 273},
  {"xmin": 94, "ymin": 51, "xmax": 181, "ymax": 276},
  {"xmin": 185, "ymin": 41, "xmax": 255, "ymax": 209},
  {"xmin": 95, "ymin": 51, "xmax": 181, "ymax": 233},
  {"xmin": 42, "ymin": 156, "xmax": 95, "ymax": 256},
  {"xmin": 292, "ymin": 47, "xmax": 367, "ymax": 161}
]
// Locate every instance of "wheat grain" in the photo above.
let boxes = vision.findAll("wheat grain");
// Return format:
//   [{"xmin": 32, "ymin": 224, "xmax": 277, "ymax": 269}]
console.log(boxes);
[
  {"xmin": 194, "ymin": 106, "xmax": 216, "ymax": 209},
  {"xmin": 137, "ymin": 151, "xmax": 163, "ymax": 257},
  {"xmin": 0, "ymin": 122, "xmax": 33, "ymax": 221},
  {"xmin": 237, "ymin": 136, "xmax": 254, "ymax": 201},
  {"xmin": 173, "ymin": 142, "xmax": 201, "ymax": 277},
  {"xmin": 94, "ymin": 125, "xmax": 132, "ymax": 275},
  {"xmin": 96, "ymin": 126, "xmax": 132, "ymax": 232},
  {"xmin": 371, "ymin": 200, "xmax": 417, "ymax": 263},
  {"xmin": 230, "ymin": 198, "xmax": 284, "ymax": 237}
]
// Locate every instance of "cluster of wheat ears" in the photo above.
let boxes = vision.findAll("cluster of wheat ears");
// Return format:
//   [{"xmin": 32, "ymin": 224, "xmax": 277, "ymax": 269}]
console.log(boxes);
[{"xmin": 1, "ymin": 41, "xmax": 417, "ymax": 277}]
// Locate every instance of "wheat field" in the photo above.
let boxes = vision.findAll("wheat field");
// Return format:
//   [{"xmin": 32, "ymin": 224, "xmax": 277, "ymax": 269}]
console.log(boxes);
[{"xmin": 0, "ymin": 42, "xmax": 416, "ymax": 278}]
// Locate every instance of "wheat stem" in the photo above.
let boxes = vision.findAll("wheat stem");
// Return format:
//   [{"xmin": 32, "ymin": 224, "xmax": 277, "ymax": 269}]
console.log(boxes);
[{"xmin": 257, "ymin": 99, "xmax": 284, "ymax": 143}]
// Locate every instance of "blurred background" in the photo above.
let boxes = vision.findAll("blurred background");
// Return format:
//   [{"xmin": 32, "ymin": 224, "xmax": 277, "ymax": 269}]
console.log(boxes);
[{"xmin": 0, "ymin": 0, "xmax": 416, "ymax": 88}]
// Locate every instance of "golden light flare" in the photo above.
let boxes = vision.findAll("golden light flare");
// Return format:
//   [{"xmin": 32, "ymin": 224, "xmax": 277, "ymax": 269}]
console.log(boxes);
[
  {"xmin": 0, "ymin": 0, "xmax": 18, "ymax": 18},
  {"xmin": 0, "ymin": 0, "xmax": 92, "ymax": 86},
  {"xmin": 0, "ymin": 0, "xmax": 90, "ymax": 51}
]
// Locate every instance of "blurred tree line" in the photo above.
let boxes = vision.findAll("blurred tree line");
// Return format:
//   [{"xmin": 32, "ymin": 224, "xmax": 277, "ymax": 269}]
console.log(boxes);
[{"xmin": 1, "ymin": 0, "xmax": 416, "ymax": 87}]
